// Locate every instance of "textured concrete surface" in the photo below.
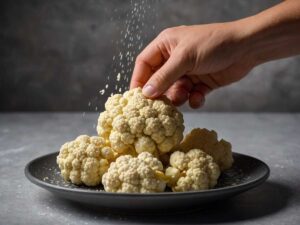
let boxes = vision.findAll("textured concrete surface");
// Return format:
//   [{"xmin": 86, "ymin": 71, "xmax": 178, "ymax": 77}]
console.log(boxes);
[
  {"xmin": 0, "ymin": 112, "xmax": 300, "ymax": 225},
  {"xmin": 2, "ymin": 0, "xmax": 300, "ymax": 112}
]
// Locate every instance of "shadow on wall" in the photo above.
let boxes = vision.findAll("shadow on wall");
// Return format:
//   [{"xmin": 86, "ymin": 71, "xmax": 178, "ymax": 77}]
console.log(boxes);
[
  {"xmin": 39, "ymin": 181, "xmax": 294, "ymax": 224},
  {"xmin": 1, "ymin": 0, "xmax": 299, "ymax": 112}
]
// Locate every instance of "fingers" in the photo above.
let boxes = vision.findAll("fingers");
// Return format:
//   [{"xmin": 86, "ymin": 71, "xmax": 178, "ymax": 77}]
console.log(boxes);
[
  {"xmin": 165, "ymin": 76, "xmax": 193, "ymax": 106},
  {"xmin": 189, "ymin": 91, "xmax": 205, "ymax": 109},
  {"xmin": 130, "ymin": 38, "xmax": 164, "ymax": 89},
  {"xmin": 165, "ymin": 78, "xmax": 212, "ymax": 108},
  {"xmin": 142, "ymin": 48, "xmax": 190, "ymax": 98},
  {"xmin": 189, "ymin": 82, "xmax": 212, "ymax": 109}
]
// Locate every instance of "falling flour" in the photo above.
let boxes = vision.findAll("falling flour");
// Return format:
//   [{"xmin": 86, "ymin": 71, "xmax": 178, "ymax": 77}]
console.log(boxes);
[
  {"xmin": 88, "ymin": 0, "xmax": 158, "ymax": 114},
  {"xmin": 101, "ymin": 0, "xmax": 157, "ymax": 95}
]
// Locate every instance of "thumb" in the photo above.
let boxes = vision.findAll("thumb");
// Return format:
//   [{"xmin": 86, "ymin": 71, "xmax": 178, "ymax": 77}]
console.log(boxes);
[{"xmin": 142, "ymin": 49, "xmax": 190, "ymax": 98}]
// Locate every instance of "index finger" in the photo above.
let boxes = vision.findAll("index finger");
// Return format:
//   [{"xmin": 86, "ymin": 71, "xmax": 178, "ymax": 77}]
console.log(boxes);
[{"xmin": 130, "ymin": 38, "xmax": 165, "ymax": 89}]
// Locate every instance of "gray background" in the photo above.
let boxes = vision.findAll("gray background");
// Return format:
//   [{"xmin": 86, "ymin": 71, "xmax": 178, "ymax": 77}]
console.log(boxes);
[{"xmin": 1, "ymin": 0, "xmax": 299, "ymax": 112}]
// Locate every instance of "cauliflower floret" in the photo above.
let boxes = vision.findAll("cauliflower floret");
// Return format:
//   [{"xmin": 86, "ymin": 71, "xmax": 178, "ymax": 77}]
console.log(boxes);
[
  {"xmin": 97, "ymin": 88, "xmax": 184, "ymax": 156},
  {"xmin": 102, "ymin": 152, "xmax": 167, "ymax": 193},
  {"xmin": 57, "ymin": 135, "xmax": 117, "ymax": 186},
  {"xmin": 165, "ymin": 149, "xmax": 220, "ymax": 192},
  {"xmin": 179, "ymin": 128, "xmax": 233, "ymax": 171}
]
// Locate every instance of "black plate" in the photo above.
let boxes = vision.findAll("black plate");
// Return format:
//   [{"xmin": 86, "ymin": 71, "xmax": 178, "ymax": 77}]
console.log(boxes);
[{"xmin": 25, "ymin": 152, "xmax": 270, "ymax": 210}]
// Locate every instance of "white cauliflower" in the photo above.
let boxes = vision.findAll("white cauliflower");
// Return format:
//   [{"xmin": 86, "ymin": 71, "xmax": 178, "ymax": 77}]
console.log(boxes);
[
  {"xmin": 57, "ymin": 135, "xmax": 117, "ymax": 186},
  {"xmin": 165, "ymin": 149, "xmax": 220, "ymax": 192},
  {"xmin": 97, "ymin": 87, "xmax": 184, "ymax": 156},
  {"xmin": 179, "ymin": 128, "xmax": 233, "ymax": 171},
  {"xmin": 102, "ymin": 152, "xmax": 167, "ymax": 193}
]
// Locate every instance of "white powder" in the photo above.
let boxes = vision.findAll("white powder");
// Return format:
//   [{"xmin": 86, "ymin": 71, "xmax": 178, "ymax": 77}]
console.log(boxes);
[
  {"xmin": 99, "ymin": 89, "xmax": 105, "ymax": 95},
  {"xmin": 90, "ymin": 0, "xmax": 157, "ymax": 112},
  {"xmin": 116, "ymin": 73, "xmax": 121, "ymax": 81}
]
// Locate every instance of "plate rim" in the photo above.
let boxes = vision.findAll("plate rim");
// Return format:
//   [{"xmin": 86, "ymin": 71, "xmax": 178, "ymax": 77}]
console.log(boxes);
[{"xmin": 24, "ymin": 151, "xmax": 270, "ymax": 197}]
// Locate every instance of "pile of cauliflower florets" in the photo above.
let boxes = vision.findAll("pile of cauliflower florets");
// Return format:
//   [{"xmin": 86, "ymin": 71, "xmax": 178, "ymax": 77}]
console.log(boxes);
[{"xmin": 57, "ymin": 88, "xmax": 233, "ymax": 193}]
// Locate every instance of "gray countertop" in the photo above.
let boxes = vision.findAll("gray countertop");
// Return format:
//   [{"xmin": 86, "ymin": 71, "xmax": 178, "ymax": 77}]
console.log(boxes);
[{"xmin": 1, "ymin": 112, "xmax": 300, "ymax": 225}]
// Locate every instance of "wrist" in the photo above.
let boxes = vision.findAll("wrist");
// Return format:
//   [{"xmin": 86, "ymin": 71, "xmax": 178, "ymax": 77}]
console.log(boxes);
[
  {"xmin": 233, "ymin": 16, "xmax": 267, "ymax": 66},
  {"xmin": 225, "ymin": 18, "xmax": 261, "ymax": 68}
]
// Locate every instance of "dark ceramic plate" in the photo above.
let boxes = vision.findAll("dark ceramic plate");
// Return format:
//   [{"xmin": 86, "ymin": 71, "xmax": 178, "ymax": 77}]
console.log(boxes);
[{"xmin": 25, "ymin": 152, "xmax": 269, "ymax": 210}]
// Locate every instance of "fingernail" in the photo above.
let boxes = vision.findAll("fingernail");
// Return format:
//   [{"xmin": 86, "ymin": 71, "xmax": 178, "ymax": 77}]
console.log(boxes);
[
  {"xmin": 143, "ymin": 84, "xmax": 157, "ymax": 97},
  {"xmin": 190, "ymin": 97, "xmax": 205, "ymax": 109}
]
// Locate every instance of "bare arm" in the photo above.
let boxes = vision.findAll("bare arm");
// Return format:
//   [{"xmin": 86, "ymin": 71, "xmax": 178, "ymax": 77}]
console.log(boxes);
[{"xmin": 240, "ymin": 0, "xmax": 300, "ymax": 64}]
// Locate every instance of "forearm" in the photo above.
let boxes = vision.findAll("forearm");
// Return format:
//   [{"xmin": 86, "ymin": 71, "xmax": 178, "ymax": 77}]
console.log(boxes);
[{"xmin": 237, "ymin": 0, "xmax": 300, "ymax": 65}]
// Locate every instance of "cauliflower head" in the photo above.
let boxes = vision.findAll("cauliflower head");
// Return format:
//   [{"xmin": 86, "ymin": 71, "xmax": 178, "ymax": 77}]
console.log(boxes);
[
  {"xmin": 57, "ymin": 135, "xmax": 116, "ymax": 186},
  {"xmin": 179, "ymin": 128, "xmax": 233, "ymax": 171},
  {"xmin": 102, "ymin": 152, "xmax": 167, "ymax": 193},
  {"xmin": 165, "ymin": 149, "xmax": 220, "ymax": 192},
  {"xmin": 97, "ymin": 87, "xmax": 184, "ymax": 156}
]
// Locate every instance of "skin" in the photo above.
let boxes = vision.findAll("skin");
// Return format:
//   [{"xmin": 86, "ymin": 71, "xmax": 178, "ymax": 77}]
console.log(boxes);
[{"xmin": 130, "ymin": 0, "xmax": 300, "ymax": 108}]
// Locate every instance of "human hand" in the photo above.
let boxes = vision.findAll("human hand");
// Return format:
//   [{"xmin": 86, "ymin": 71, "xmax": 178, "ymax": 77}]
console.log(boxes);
[{"xmin": 130, "ymin": 22, "xmax": 256, "ymax": 108}]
